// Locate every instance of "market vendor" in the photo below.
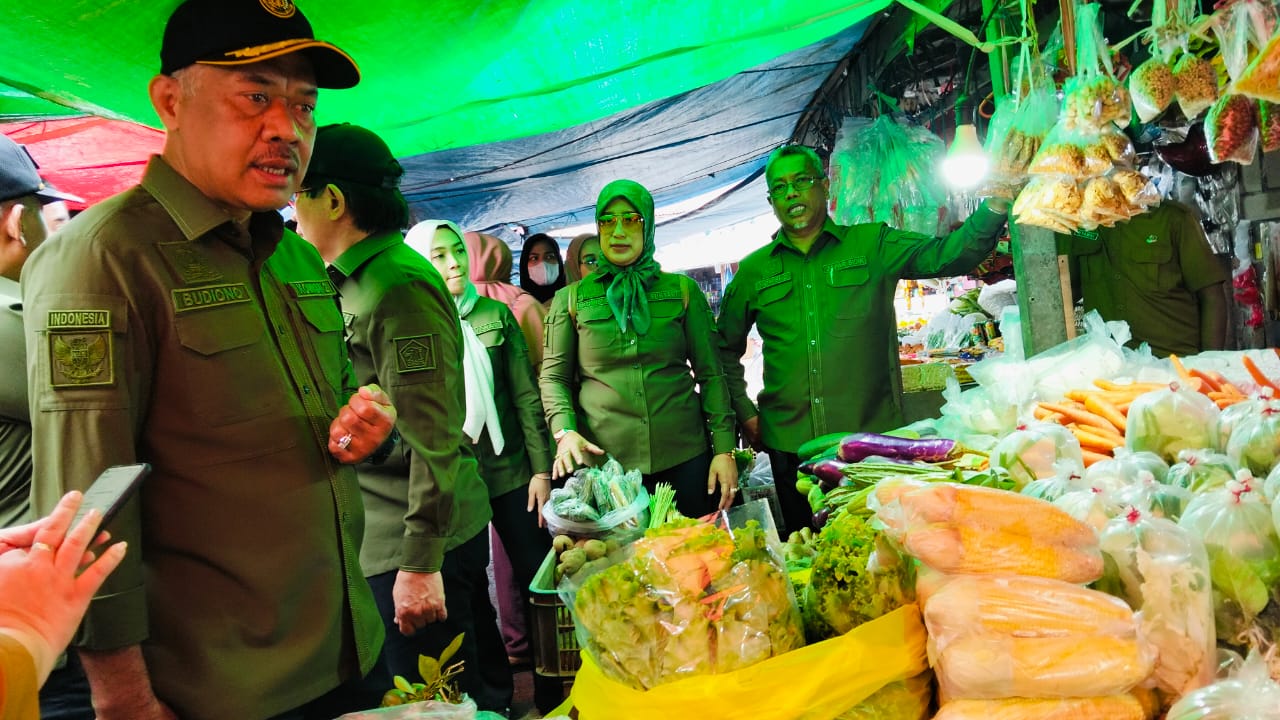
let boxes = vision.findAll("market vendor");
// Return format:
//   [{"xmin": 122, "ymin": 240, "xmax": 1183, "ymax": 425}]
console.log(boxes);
[
  {"xmin": 716, "ymin": 144, "xmax": 1010, "ymax": 534},
  {"xmin": 540, "ymin": 179, "xmax": 739, "ymax": 517},
  {"xmin": 1057, "ymin": 200, "xmax": 1229, "ymax": 358}
]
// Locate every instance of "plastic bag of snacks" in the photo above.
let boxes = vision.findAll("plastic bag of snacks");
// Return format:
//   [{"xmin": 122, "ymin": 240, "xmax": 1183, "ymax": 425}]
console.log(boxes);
[
  {"xmin": 1237, "ymin": 29, "xmax": 1280, "ymax": 103},
  {"xmin": 1173, "ymin": 53, "xmax": 1220, "ymax": 119},
  {"xmin": 1064, "ymin": 3, "xmax": 1130, "ymax": 130},
  {"xmin": 1129, "ymin": 0, "xmax": 1186, "ymax": 122},
  {"xmin": 1206, "ymin": 94, "xmax": 1260, "ymax": 164},
  {"xmin": 983, "ymin": 45, "xmax": 1059, "ymax": 198},
  {"xmin": 1098, "ymin": 508, "xmax": 1216, "ymax": 702},
  {"xmin": 1259, "ymin": 101, "xmax": 1280, "ymax": 152}
]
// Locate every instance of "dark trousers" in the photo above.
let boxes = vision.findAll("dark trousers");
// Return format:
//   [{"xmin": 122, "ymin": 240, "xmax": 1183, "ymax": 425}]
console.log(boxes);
[
  {"xmin": 643, "ymin": 450, "xmax": 715, "ymax": 519},
  {"xmin": 39, "ymin": 653, "xmax": 94, "ymax": 720},
  {"xmin": 766, "ymin": 448, "xmax": 811, "ymax": 535},
  {"xmin": 265, "ymin": 663, "xmax": 392, "ymax": 720},
  {"xmin": 368, "ymin": 529, "xmax": 513, "ymax": 713},
  {"xmin": 490, "ymin": 487, "xmax": 553, "ymax": 657}
]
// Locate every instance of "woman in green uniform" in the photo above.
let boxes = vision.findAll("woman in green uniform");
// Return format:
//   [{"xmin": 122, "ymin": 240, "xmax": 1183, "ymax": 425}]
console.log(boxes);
[
  {"xmin": 540, "ymin": 179, "xmax": 738, "ymax": 517},
  {"xmin": 406, "ymin": 219, "xmax": 553, "ymax": 656}
]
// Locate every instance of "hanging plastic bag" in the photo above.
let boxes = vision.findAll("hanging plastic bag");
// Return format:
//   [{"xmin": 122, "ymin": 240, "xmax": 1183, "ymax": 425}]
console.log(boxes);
[
  {"xmin": 984, "ymin": 44, "xmax": 1059, "ymax": 198},
  {"xmin": 1237, "ymin": 30, "xmax": 1280, "ymax": 102},
  {"xmin": 1259, "ymin": 101, "xmax": 1280, "ymax": 152},
  {"xmin": 1097, "ymin": 508, "xmax": 1216, "ymax": 700},
  {"xmin": 1177, "ymin": 472, "xmax": 1280, "ymax": 645},
  {"xmin": 1206, "ymin": 94, "xmax": 1260, "ymax": 164},
  {"xmin": 1129, "ymin": 0, "xmax": 1188, "ymax": 122},
  {"xmin": 1166, "ymin": 649, "xmax": 1280, "ymax": 720},
  {"xmin": 1124, "ymin": 381, "xmax": 1221, "ymax": 463},
  {"xmin": 1065, "ymin": 3, "xmax": 1130, "ymax": 129},
  {"xmin": 1173, "ymin": 53, "xmax": 1220, "ymax": 119},
  {"xmin": 828, "ymin": 115, "xmax": 946, "ymax": 235},
  {"xmin": 567, "ymin": 605, "xmax": 928, "ymax": 720}
]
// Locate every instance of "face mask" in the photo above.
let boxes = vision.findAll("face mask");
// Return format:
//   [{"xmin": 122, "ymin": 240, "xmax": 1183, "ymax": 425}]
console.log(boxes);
[{"xmin": 528, "ymin": 262, "xmax": 560, "ymax": 286}]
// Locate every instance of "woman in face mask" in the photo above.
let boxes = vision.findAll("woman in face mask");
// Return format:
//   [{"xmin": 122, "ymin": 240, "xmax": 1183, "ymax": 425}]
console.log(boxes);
[
  {"xmin": 406, "ymin": 219, "xmax": 554, "ymax": 688},
  {"xmin": 539, "ymin": 180, "xmax": 739, "ymax": 518},
  {"xmin": 519, "ymin": 233, "xmax": 566, "ymax": 308}
]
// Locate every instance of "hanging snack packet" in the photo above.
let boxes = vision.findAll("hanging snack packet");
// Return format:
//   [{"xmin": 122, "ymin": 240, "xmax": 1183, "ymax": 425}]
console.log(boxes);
[
  {"xmin": 1236, "ymin": 28, "xmax": 1280, "ymax": 102},
  {"xmin": 1206, "ymin": 94, "xmax": 1260, "ymax": 164},
  {"xmin": 1172, "ymin": 54, "xmax": 1220, "ymax": 118},
  {"xmin": 1258, "ymin": 100, "xmax": 1280, "ymax": 152}
]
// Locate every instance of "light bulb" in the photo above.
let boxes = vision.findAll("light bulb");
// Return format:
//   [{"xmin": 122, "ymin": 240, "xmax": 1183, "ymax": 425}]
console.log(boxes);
[{"xmin": 942, "ymin": 124, "xmax": 989, "ymax": 190}]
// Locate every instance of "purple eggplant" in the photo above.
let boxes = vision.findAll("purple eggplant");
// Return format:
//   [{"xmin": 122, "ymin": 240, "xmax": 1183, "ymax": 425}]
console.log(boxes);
[
  {"xmin": 812, "ymin": 507, "xmax": 831, "ymax": 529},
  {"xmin": 798, "ymin": 447, "xmax": 841, "ymax": 475},
  {"xmin": 808, "ymin": 458, "xmax": 851, "ymax": 491},
  {"xmin": 837, "ymin": 433, "xmax": 960, "ymax": 464}
]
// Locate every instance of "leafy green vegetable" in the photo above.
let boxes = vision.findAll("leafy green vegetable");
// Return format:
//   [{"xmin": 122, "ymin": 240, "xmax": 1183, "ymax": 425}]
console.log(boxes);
[{"xmin": 802, "ymin": 511, "xmax": 914, "ymax": 641}]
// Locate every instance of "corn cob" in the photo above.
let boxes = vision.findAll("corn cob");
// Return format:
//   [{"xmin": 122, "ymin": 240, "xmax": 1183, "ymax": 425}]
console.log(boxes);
[
  {"xmin": 903, "ymin": 523, "xmax": 1104, "ymax": 583},
  {"xmin": 923, "ymin": 575, "xmax": 1137, "ymax": 640},
  {"xmin": 934, "ymin": 695, "xmax": 1147, "ymax": 720},
  {"xmin": 897, "ymin": 482, "xmax": 1097, "ymax": 550},
  {"xmin": 937, "ymin": 634, "xmax": 1154, "ymax": 699}
]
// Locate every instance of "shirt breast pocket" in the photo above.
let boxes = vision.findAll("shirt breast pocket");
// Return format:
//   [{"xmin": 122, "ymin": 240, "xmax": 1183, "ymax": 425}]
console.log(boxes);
[
  {"xmin": 828, "ymin": 264, "xmax": 870, "ymax": 336},
  {"xmin": 175, "ymin": 304, "xmax": 288, "ymax": 426},
  {"xmin": 1124, "ymin": 241, "xmax": 1177, "ymax": 291},
  {"xmin": 296, "ymin": 297, "xmax": 348, "ymax": 397},
  {"xmin": 575, "ymin": 303, "xmax": 618, "ymax": 350}
]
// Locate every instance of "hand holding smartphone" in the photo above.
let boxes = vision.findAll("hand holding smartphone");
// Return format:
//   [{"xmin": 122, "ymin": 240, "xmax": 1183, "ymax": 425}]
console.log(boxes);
[{"xmin": 70, "ymin": 463, "xmax": 150, "ymax": 533}]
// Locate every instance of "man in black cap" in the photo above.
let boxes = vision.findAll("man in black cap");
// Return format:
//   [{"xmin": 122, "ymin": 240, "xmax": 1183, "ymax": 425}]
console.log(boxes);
[
  {"xmin": 21, "ymin": 2, "xmax": 396, "ymax": 719},
  {"xmin": 295, "ymin": 123, "xmax": 510, "ymax": 712},
  {"xmin": 0, "ymin": 135, "xmax": 97, "ymax": 720}
]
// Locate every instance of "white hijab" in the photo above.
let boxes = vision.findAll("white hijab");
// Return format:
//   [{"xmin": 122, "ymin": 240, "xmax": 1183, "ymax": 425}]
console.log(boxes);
[{"xmin": 406, "ymin": 220, "xmax": 505, "ymax": 455}]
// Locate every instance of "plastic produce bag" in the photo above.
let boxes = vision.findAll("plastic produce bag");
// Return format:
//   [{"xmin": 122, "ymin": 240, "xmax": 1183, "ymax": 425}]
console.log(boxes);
[
  {"xmin": 1054, "ymin": 486, "xmax": 1123, "ymax": 531},
  {"xmin": 1021, "ymin": 460, "xmax": 1087, "ymax": 503},
  {"xmin": 1225, "ymin": 405, "xmax": 1280, "ymax": 475},
  {"xmin": 828, "ymin": 115, "xmax": 946, "ymax": 235},
  {"xmin": 1097, "ymin": 509, "xmax": 1216, "ymax": 700},
  {"xmin": 1264, "ymin": 462, "xmax": 1280, "ymax": 504},
  {"xmin": 337, "ymin": 698, "xmax": 490, "ymax": 719},
  {"xmin": 1168, "ymin": 450, "xmax": 1240, "ymax": 493},
  {"xmin": 563, "ymin": 504, "xmax": 804, "ymax": 690},
  {"xmin": 836, "ymin": 671, "xmax": 932, "ymax": 720},
  {"xmin": 1124, "ymin": 382, "xmax": 1221, "ymax": 463},
  {"xmin": 1216, "ymin": 398, "xmax": 1270, "ymax": 452},
  {"xmin": 934, "ymin": 695, "xmax": 1148, "ymax": 720},
  {"xmin": 802, "ymin": 509, "xmax": 914, "ymax": 640},
  {"xmin": 567, "ymin": 604, "xmax": 928, "ymax": 720},
  {"xmin": 542, "ymin": 457, "xmax": 649, "ymax": 538},
  {"xmin": 1112, "ymin": 472, "xmax": 1192, "ymax": 521},
  {"xmin": 991, "ymin": 422, "xmax": 1084, "ymax": 488},
  {"xmin": 1166, "ymin": 649, "xmax": 1280, "ymax": 720},
  {"xmin": 1084, "ymin": 447, "xmax": 1169, "ymax": 489},
  {"xmin": 924, "ymin": 575, "xmax": 1150, "ymax": 700},
  {"xmin": 1177, "ymin": 473, "xmax": 1280, "ymax": 645}
]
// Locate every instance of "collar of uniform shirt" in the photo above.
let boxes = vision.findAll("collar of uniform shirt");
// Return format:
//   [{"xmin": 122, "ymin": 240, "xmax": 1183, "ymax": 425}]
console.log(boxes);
[
  {"xmin": 768, "ymin": 217, "xmax": 843, "ymax": 256},
  {"xmin": 328, "ymin": 230, "xmax": 405, "ymax": 279}
]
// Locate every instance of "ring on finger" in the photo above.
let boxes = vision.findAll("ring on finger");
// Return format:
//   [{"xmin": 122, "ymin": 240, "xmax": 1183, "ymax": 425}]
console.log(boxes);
[
  {"xmin": 30, "ymin": 541, "xmax": 55, "ymax": 554},
  {"xmin": 337, "ymin": 433, "xmax": 354, "ymax": 450}
]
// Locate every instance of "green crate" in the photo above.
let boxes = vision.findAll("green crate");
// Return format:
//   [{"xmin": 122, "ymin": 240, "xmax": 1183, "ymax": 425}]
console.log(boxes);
[{"xmin": 529, "ymin": 549, "xmax": 582, "ymax": 677}]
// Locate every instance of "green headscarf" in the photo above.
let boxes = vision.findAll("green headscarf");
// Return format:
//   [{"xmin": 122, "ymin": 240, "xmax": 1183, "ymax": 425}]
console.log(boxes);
[{"xmin": 594, "ymin": 179, "xmax": 662, "ymax": 335}]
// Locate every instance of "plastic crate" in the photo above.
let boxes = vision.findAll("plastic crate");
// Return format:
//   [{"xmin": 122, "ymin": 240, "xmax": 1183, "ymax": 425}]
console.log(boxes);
[{"xmin": 528, "ymin": 549, "xmax": 582, "ymax": 677}]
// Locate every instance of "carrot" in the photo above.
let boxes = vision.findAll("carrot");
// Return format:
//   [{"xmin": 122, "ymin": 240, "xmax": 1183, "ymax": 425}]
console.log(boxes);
[
  {"xmin": 1242, "ymin": 355, "xmax": 1280, "ymax": 393},
  {"xmin": 1216, "ymin": 397, "xmax": 1243, "ymax": 409},
  {"xmin": 1093, "ymin": 379, "xmax": 1168, "ymax": 393},
  {"xmin": 1210, "ymin": 372, "xmax": 1245, "ymax": 397},
  {"xmin": 1084, "ymin": 395, "xmax": 1128, "ymax": 433},
  {"xmin": 1189, "ymin": 369, "xmax": 1222, "ymax": 393},
  {"xmin": 1116, "ymin": 400, "xmax": 1132, "ymax": 414},
  {"xmin": 1169, "ymin": 354, "xmax": 1193, "ymax": 382},
  {"xmin": 1038, "ymin": 402, "xmax": 1120, "ymax": 434},
  {"xmin": 1071, "ymin": 427, "xmax": 1122, "ymax": 453},
  {"xmin": 1081, "ymin": 449, "xmax": 1112, "ymax": 466}
]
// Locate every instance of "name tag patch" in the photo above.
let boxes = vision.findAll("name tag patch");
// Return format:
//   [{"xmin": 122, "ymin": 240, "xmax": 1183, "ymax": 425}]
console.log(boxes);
[
  {"xmin": 754, "ymin": 272, "xmax": 792, "ymax": 293},
  {"xmin": 1073, "ymin": 228, "xmax": 1100, "ymax": 241},
  {"xmin": 172, "ymin": 283, "xmax": 251, "ymax": 313},
  {"xmin": 471, "ymin": 321, "xmax": 502, "ymax": 335},
  {"xmin": 395, "ymin": 334, "xmax": 438, "ymax": 374},
  {"xmin": 288, "ymin": 280, "xmax": 336, "ymax": 298},
  {"xmin": 47, "ymin": 310, "xmax": 110, "ymax": 329}
]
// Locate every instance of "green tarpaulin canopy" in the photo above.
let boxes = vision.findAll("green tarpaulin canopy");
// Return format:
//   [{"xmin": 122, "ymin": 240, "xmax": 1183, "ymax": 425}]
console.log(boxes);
[{"xmin": 1, "ymin": 1, "xmax": 891, "ymax": 156}]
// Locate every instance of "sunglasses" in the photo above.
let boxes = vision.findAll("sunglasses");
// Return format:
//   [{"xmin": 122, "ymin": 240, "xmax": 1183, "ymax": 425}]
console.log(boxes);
[{"xmin": 597, "ymin": 212, "xmax": 644, "ymax": 229}]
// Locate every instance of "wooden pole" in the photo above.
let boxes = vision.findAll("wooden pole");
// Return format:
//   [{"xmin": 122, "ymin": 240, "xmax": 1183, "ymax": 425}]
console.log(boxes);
[{"xmin": 1060, "ymin": 0, "xmax": 1077, "ymax": 76}]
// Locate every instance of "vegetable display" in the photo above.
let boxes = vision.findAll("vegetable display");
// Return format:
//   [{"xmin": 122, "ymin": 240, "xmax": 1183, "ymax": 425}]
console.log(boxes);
[
  {"xmin": 801, "ymin": 510, "xmax": 913, "ymax": 641},
  {"xmin": 542, "ymin": 457, "xmax": 649, "ymax": 538}
]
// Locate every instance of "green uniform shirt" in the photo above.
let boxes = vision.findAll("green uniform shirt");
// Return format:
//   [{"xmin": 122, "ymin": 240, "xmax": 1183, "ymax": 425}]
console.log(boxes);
[
  {"xmin": 0, "ymin": 277, "xmax": 31, "ymax": 528},
  {"xmin": 717, "ymin": 207, "xmax": 1007, "ymax": 453},
  {"xmin": 540, "ymin": 271, "xmax": 736, "ymax": 473},
  {"xmin": 1057, "ymin": 201, "xmax": 1228, "ymax": 357},
  {"xmin": 463, "ymin": 295, "xmax": 552, "ymax": 497},
  {"xmin": 21, "ymin": 157, "xmax": 383, "ymax": 720},
  {"xmin": 328, "ymin": 231, "xmax": 491, "ymax": 576}
]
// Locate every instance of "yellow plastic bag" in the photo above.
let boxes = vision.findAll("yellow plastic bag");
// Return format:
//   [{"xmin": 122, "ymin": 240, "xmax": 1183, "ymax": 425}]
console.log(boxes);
[{"xmin": 569, "ymin": 605, "xmax": 927, "ymax": 720}]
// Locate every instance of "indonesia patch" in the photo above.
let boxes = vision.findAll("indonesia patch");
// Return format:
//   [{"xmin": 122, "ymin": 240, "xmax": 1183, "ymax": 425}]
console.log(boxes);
[{"xmin": 395, "ymin": 334, "xmax": 437, "ymax": 374}]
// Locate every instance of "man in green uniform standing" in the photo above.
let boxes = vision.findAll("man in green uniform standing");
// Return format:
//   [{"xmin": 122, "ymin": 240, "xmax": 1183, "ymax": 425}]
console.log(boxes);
[
  {"xmin": 1057, "ymin": 201, "xmax": 1229, "ymax": 357},
  {"xmin": 716, "ymin": 144, "xmax": 1009, "ymax": 533},
  {"xmin": 21, "ymin": 2, "xmax": 398, "ymax": 719},
  {"xmin": 293, "ymin": 124, "xmax": 508, "ymax": 713}
]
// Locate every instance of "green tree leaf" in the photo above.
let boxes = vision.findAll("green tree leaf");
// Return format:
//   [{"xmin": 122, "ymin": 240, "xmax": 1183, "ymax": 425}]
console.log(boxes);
[
  {"xmin": 438, "ymin": 632, "xmax": 466, "ymax": 667},
  {"xmin": 418, "ymin": 656, "xmax": 441, "ymax": 686}
]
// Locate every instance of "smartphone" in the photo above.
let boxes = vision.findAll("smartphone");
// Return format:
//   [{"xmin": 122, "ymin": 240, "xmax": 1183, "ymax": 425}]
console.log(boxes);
[{"xmin": 70, "ymin": 463, "xmax": 151, "ymax": 532}]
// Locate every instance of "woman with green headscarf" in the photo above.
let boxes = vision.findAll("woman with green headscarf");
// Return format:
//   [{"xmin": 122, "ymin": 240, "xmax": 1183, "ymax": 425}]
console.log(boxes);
[{"xmin": 539, "ymin": 179, "xmax": 738, "ymax": 516}]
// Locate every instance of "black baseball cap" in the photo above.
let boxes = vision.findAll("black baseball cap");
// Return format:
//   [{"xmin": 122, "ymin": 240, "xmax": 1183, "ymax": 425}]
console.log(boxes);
[
  {"xmin": 304, "ymin": 124, "xmax": 404, "ymax": 191},
  {"xmin": 0, "ymin": 135, "xmax": 82, "ymax": 205},
  {"xmin": 161, "ymin": 0, "xmax": 360, "ymax": 89}
]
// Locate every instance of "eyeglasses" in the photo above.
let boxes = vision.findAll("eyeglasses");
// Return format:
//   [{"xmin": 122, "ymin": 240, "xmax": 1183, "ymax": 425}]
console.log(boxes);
[
  {"xmin": 767, "ymin": 176, "xmax": 821, "ymax": 199},
  {"xmin": 597, "ymin": 212, "xmax": 644, "ymax": 230},
  {"xmin": 581, "ymin": 256, "xmax": 599, "ymax": 268}
]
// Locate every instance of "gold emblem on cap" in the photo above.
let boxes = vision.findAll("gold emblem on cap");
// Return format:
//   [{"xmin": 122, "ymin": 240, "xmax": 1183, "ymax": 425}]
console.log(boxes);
[{"xmin": 260, "ymin": 0, "xmax": 296, "ymax": 18}]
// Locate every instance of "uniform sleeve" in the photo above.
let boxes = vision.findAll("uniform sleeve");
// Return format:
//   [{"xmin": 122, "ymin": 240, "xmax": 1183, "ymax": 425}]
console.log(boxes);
[
  {"xmin": 23, "ymin": 233, "xmax": 150, "ymax": 650},
  {"xmin": 538, "ymin": 289, "xmax": 578, "ymax": 436},
  {"xmin": 892, "ymin": 203, "xmax": 1007, "ymax": 280},
  {"xmin": 503, "ymin": 309, "xmax": 552, "ymax": 474},
  {"xmin": 0, "ymin": 300, "xmax": 26, "ymax": 424},
  {"xmin": 714, "ymin": 270, "xmax": 759, "ymax": 424},
  {"xmin": 682, "ymin": 281, "xmax": 737, "ymax": 454},
  {"xmin": 366, "ymin": 280, "xmax": 463, "ymax": 573},
  {"xmin": 512, "ymin": 295, "xmax": 547, "ymax": 372}
]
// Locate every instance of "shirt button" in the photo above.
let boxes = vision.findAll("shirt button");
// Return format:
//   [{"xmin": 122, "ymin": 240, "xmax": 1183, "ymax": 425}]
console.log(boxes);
[
  {"xmin": 635, "ymin": 392, "xmax": 642, "ymax": 397},
  {"xmin": 815, "ymin": 398, "xmax": 823, "ymax": 404},
  {"xmin": 810, "ymin": 340, "xmax": 816, "ymax": 346},
  {"xmin": 806, "ymin": 283, "xmax": 813, "ymax": 289},
  {"xmin": 302, "ymin": 386, "xmax": 311, "ymax": 395},
  {"xmin": 1114, "ymin": 274, "xmax": 1121, "ymax": 280},
  {"xmin": 632, "ymin": 363, "xmax": 641, "ymax": 369}
]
